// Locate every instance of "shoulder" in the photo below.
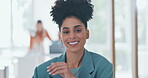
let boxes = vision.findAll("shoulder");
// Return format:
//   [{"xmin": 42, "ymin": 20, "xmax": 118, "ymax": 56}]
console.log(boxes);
[
  {"xmin": 37, "ymin": 57, "xmax": 58, "ymax": 70},
  {"xmin": 43, "ymin": 29, "xmax": 47, "ymax": 33},
  {"xmin": 32, "ymin": 54, "xmax": 65, "ymax": 77},
  {"xmin": 88, "ymin": 51, "xmax": 113, "ymax": 78},
  {"xmin": 34, "ymin": 57, "xmax": 58, "ymax": 76},
  {"xmin": 88, "ymin": 51, "xmax": 112, "ymax": 67},
  {"xmin": 32, "ymin": 57, "xmax": 59, "ymax": 78},
  {"xmin": 88, "ymin": 51, "xmax": 113, "ymax": 75},
  {"xmin": 36, "ymin": 53, "xmax": 65, "ymax": 70}
]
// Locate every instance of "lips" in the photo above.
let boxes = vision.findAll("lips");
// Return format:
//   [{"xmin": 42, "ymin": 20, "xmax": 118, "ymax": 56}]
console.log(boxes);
[{"xmin": 68, "ymin": 41, "xmax": 79, "ymax": 46}]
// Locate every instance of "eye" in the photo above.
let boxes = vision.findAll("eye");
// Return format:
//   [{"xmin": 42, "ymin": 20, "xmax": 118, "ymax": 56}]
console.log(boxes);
[
  {"xmin": 75, "ymin": 29, "xmax": 81, "ymax": 32},
  {"xmin": 63, "ymin": 31, "xmax": 69, "ymax": 34}
]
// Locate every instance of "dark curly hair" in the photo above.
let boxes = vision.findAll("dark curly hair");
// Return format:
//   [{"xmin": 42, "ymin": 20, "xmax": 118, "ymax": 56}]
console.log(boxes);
[{"xmin": 50, "ymin": 0, "xmax": 94, "ymax": 31}]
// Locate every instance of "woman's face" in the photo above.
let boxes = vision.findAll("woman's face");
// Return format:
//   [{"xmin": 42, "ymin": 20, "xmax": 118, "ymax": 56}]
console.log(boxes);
[
  {"xmin": 37, "ymin": 23, "xmax": 43, "ymax": 32},
  {"xmin": 60, "ymin": 16, "xmax": 89, "ymax": 53}
]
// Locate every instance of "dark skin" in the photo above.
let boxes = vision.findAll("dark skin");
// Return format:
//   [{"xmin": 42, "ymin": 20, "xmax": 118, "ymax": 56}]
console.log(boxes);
[{"xmin": 47, "ymin": 16, "xmax": 89, "ymax": 78}]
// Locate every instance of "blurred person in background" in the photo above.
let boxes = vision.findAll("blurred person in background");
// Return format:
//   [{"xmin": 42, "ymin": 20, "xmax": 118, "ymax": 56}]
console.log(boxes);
[
  {"xmin": 29, "ymin": 20, "xmax": 52, "ymax": 55},
  {"xmin": 17, "ymin": 20, "xmax": 53, "ymax": 78}
]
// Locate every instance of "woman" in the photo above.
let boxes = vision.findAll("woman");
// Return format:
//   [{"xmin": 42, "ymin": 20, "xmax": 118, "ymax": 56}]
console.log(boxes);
[
  {"xmin": 32, "ymin": 0, "xmax": 113, "ymax": 78},
  {"xmin": 30, "ymin": 20, "xmax": 52, "ymax": 54}
]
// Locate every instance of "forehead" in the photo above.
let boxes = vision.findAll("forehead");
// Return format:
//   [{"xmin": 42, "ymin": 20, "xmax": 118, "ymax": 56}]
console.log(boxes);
[
  {"xmin": 37, "ymin": 23, "xmax": 42, "ymax": 26},
  {"xmin": 61, "ymin": 16, "xmax": 85, "ymax": 29}
]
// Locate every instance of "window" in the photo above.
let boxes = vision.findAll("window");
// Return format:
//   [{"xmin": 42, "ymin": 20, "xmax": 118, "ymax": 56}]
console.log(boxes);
[
  {"xmin": 86, "ymin": 0, "xmax": 112, "ymax": 61},
  {"xmin": 12, "ymin": 0, "xmax": 33, "ymax": 47},
  {"xmin": 137, "ymin": 0, "xmax": 148, "ymax": 78},
  {"xmin": 114, "ymin": 0, "xmax": 132, "ymax": 77},
  {"xmin": 0, "ymin": 0, "xmax": 11, "ymax": 48}
]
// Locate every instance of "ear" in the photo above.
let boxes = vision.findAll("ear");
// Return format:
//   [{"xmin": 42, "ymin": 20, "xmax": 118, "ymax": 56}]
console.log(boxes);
[{"xmin": 86, "ymin": 29, "xmax": 89, "ymax": 39}]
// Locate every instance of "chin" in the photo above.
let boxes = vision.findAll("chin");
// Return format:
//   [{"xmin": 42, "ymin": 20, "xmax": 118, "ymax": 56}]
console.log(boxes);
[{"xmin": 66, "ymin": 47, "xmax": 82, "ymax": 53}]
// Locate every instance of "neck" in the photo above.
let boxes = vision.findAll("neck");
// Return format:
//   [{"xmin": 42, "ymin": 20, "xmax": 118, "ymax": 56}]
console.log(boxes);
[{"xmin": 66, "ymin": 49, "xmax": 84, "ymax": 69}]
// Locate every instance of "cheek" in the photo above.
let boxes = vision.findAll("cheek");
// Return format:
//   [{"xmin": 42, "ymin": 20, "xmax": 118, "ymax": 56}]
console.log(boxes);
[
  {"xmin": 78, "ymin": 32, "xmax": 87, "ymax": 39},
  {"xmin": 61, "ymin": 35, "xmax": 67, "ymax": 42}
]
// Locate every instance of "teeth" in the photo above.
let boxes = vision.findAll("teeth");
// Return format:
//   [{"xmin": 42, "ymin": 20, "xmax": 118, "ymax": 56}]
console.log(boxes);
[{"xmin": 69, "ymin": 42, "xmax": 78, "ymax": 45}]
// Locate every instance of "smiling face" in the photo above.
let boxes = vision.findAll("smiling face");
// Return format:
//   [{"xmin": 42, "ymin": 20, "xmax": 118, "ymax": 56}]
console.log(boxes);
[{"xmin": 60, "ymin": 16, "xmax": 89, "ymax": 53}]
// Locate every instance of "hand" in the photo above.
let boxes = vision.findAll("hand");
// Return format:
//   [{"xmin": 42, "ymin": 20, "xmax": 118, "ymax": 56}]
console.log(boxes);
[{"xmin": 47, "ymin": 62, "xmax": 75, "ymax": 78}]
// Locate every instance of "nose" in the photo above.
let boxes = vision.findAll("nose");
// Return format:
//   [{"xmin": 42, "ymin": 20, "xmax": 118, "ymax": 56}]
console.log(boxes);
[{"xmin": 69, "ymin": 32, "xmax": 76, "ymax": 39}]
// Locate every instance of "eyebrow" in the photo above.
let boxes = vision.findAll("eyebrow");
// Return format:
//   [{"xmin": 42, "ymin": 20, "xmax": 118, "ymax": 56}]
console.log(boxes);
[
  {"xmin": 74, "ymin": 25, "xmax": 82, "ymax": 28},
  {"xmin": 62, "ymin": 25, "xmax": 82, "ymax": 29}
]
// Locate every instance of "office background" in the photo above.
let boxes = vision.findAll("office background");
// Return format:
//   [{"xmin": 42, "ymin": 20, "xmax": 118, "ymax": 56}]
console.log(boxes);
[{"xmin": 0, "ymin": 0, "xmax": 148, "ymax": 78}]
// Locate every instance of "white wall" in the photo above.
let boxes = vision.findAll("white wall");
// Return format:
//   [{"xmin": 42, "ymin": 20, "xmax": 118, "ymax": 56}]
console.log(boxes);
[{"xmin": 33, "ymin": 0, "xmax": 58, "ymax": 40}]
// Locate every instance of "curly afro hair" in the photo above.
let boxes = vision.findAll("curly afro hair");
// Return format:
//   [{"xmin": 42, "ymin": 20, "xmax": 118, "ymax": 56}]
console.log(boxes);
[{"xmin": 50, "ymin": 0, "xmax": 94, "ymax": 30}]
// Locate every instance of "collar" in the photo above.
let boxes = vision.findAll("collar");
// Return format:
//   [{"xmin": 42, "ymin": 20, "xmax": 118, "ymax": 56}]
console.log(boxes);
[
  {"xmin": 79, "ymin": 49, "xmax": 94, "ymax": 78},
  {"xmin": 81, "ymin": 49, "xmax": 94, "ymax": 73}
]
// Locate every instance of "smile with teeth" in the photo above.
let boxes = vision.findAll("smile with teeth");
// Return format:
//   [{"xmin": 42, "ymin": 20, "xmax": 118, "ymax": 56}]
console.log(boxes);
[{"xmin": 68, "ymin": 41, "xmax": 79, "ymax": 45}]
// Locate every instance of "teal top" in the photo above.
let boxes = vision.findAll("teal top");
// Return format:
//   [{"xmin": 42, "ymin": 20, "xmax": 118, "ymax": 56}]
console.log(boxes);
[
  {"xmin": 70, "ymin": 66, "xmax": 81, "ymax": 78},
  {"xmin": 32, "ymin": 49, "xmax": 114, "ymax": 78}
]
